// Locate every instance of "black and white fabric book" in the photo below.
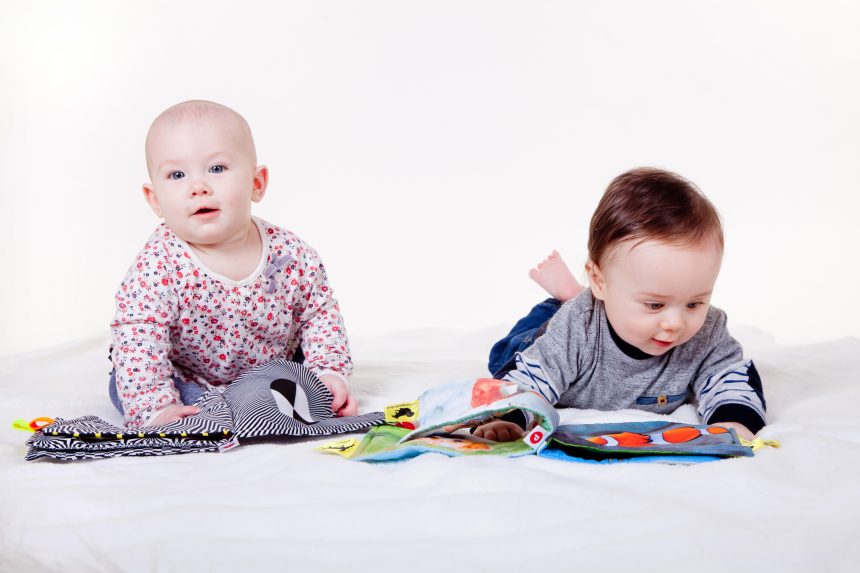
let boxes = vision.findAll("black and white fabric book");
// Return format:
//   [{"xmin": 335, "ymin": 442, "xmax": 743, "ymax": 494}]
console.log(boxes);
[{"xmin": 25, "ymin": 360, "xmax": 384, "ymax": 461}]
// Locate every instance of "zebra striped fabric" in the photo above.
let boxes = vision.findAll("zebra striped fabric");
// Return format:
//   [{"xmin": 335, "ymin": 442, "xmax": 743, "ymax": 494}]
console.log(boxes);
[
  {"xmin": 225, "ymin": 359, "xmax": 384, "ymax": 438},
  {"xmin": 25, "ymin": 360, "xmax": 384, "ymax": 461},
  {"xmin": 25, "ymin": 428, "xmax": 226, "ymax": 460}
]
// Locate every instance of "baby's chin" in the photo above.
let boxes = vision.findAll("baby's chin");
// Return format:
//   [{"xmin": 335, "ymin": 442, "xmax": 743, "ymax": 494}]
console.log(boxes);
[
  {"xmin": 625, "ymin": 339, "xmax": 669, "ymax": 357},
  {"xmin": 169, "ymin": 227, "xmax": 228, "ymax": 248},
  {"xmin": 642, "ymin": 336, "xmax": 692, "ymax": 356},
  {"xmin": 167, "ymin": 219, "xmax": 246, "ymax": 246},
  {"xmin": 645, "ymin": 344, "xmax": 672, "ymax": 356}
]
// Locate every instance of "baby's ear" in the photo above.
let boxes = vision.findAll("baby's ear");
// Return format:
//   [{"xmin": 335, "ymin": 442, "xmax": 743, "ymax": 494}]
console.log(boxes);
[
  {"xmin": 142, "ymin": 184, "xmax": 163, "ymax": 217},
  {"xmin": 586, "ymin": 260, "xmax": 607, "ymax": 300},
  {"xmin": 252, "ymin": 165, "xmax": 268, "ymax": 202}
]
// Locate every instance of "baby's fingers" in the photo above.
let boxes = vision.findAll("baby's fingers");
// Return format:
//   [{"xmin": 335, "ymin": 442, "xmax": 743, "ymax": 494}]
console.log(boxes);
[
  {"xmin": 146, "ymin": 405, "xmax": 200, "ymax": 426},
  {"xmin": 442, "ymin": 423, "xmax": 468, "ymax": 433},
  {"xmin": 176, "ymin": 405, "xmax": 199, "ymax": 419},
  {"xmin": 499, "ymin": 425, "xmax": 525, "ymax": 441},
  {"xmin": 336, "ymin": 395, "xmax": 358, "ymax": 417},
  {"xmin": 474, "ymin": 421, "xmax": 524, "ymax": 442},
  {"xmin": 329, "ymin": 385, "xmax": 347, "ymax": 413},
  {"xmin": 473, "ymin": 425, "xmax": 495, "ymax": 440}
]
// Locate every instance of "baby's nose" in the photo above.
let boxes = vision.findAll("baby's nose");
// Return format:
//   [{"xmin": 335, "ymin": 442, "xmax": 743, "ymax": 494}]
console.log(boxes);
[
  {"xmin": 190, "ymin": 181, "xmax": 211, "ymax": 196},
  {"xmin": 659, "ymin": 312, "xmax": 683, "ymax": 331}
]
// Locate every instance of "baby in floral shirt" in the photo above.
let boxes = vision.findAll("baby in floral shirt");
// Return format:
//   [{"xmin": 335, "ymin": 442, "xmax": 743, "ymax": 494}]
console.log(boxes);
[{"xmin": 110, "ymin": 100, "xmax": 355, "ymax": 428}]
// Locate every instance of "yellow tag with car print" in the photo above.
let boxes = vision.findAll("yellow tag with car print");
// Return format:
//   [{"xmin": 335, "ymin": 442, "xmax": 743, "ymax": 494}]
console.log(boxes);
[
  {"xmin": 384, "ymin": 400, "xmax": 419, "ymax": 428},
  {"xmin": 316, "ymin": 438, "xmax": 360, "ymax": 458}
]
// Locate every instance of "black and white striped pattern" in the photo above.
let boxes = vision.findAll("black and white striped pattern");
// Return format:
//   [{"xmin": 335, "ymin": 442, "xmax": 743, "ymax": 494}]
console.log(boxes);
[
  {"xmin": 25, "ymin": 391, "xmax": 234, "ymax": 460},
  {"xmin": 43, "ymin": 390, "xmax": 234, "ymax": 440},
  {"xmin": 225, "ymin": 360, "xmax": 384, "ymax": 438},
  {"xmin": 25, "ymin": 360, "xmax": 383, "ymax": 461},
  {"xmin": 25, "ymin": 427, "xmax": 227, "ymax": 461}
]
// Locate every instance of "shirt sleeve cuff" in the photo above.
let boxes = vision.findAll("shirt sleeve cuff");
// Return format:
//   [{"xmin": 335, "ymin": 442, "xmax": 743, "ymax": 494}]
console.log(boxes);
[
  {"xmin": 706, "ymin": 403, "xmax": 766, "ymax": 435},
  {"xmin": 316, "ymin": 369, "xmax": 350, "ymax": 386},
  {"xmin": 140, "ymin": 405, "xmax": 173, "ymax": 427}
]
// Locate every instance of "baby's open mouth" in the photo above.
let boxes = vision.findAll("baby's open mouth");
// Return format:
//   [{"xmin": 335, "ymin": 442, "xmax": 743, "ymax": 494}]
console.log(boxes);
[{"xmin": 194, "ymin": 207, "xmax": 218, "ymax": 215}]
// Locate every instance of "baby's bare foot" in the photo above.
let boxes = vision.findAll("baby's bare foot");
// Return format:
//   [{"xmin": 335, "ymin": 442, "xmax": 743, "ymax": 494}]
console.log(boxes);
[{"xmin": 528, "ymin": 250, "xmax": 584, "ymax": 302}]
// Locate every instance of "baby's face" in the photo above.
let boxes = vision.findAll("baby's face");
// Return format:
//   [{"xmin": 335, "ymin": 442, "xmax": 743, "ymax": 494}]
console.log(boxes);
[
  {"xmin": 143, "ymin": 113, "xmax": 266, "ymax": 248},
  {"xmin": 592, "ymin": 238, "xmax": 723, "ymax": 356}
]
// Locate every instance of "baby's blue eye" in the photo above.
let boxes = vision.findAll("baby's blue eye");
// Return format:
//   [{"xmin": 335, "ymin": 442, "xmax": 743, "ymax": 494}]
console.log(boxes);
[
  {"xmin": 209, "ymin": 164, "xmax": 226, "ymax": 174},
  {"xmin": 169, "ymin": 171, "xmax": 185, "ymax": 180}
]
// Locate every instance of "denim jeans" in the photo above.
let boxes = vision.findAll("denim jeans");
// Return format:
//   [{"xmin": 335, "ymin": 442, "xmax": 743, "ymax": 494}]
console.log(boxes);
[{"xmin": 487, "ymin": 298, "xmax": 562, "ymax": 378}]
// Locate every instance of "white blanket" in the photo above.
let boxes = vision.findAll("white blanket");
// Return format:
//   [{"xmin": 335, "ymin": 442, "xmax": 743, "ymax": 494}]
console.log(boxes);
[{"xmin": 2, "ymin": 326, "xmax": 859, "ymax": 572}]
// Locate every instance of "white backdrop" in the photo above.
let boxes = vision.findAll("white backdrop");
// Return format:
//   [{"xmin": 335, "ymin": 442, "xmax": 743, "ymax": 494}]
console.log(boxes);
[{"xmin": 1, "ymin": 0, "xmax": 858, "ymax": 359}]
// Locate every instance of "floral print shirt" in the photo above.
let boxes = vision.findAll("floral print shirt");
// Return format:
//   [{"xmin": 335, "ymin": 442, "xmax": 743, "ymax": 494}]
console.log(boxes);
[{"xmin": 111, "ymin": 217, "xmax": 352, "ymax": 427}]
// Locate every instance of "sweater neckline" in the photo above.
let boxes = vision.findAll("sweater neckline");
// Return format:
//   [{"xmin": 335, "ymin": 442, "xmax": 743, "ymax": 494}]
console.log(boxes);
[
  {"xmin": 175, "ymin": 217, "xmax": 270, "ymax": 287},
  {"xmin": 604, "ymin": 314, "xmax": 656, "ymax": 361}
]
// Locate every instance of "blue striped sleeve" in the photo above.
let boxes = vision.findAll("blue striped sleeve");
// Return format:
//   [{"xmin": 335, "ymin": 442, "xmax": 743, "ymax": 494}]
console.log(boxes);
[
  {"xmin": 697, "ymin": 359, "xmax": 766, "ymax": 430},
  {"xmin": 502, "ymin": 352, "xmax": 561, "ymax": 404}
]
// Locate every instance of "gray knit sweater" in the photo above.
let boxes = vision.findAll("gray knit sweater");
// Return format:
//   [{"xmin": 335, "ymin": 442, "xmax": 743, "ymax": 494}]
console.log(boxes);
[{"xmin": 502, "ymin": 291, "xmax": 766, "ymax": 429}]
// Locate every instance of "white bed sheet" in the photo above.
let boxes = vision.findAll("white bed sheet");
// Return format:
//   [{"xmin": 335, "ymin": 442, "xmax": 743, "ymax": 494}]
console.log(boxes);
[{"xmin": 1, "ymin": 326, "xmax": 859, "ymax": 572}]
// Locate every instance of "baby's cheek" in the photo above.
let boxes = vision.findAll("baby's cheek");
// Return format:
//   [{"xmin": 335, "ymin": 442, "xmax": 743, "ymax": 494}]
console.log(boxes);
[{"xmin": 686, "ymin": 316, "xmax": 709, "ymax": 340}]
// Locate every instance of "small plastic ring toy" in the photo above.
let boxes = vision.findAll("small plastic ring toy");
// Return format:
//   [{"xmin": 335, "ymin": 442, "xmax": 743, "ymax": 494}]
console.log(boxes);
[{"xmin": 28, "ymin": 417, "xmax": 55, "ymax": 431}]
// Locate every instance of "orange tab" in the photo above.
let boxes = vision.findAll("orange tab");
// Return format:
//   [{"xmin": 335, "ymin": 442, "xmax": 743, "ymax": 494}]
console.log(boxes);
[{"xmin": 29, "ymin": 417, "xmax": 55, "ymax": 431}]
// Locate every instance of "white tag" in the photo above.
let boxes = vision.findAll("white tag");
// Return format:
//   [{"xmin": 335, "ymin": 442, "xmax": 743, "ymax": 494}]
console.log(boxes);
[
  {"xmin": 523, "ymin": 426, "xmax": 549, "ymax": 449},
  {"xmin": 218, "ymin": 435, "xmax": 240, "ymax": 452}
]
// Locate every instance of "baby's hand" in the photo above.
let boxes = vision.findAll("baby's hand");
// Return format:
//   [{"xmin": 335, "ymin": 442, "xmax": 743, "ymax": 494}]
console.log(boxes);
[
  {"xmin": 319, "ymin": 374, "xmax": 357, "ymax": 417},
  {"xmin": 712, "ymin": 421, "xmax": 755, "ymax": 441},
  {"xmin": 145, "ymin": 404, "xmax": 200, "ymax": 427},
  {"xmin": 472, "ymin": 420, "xmax": 525, "ymax": 442}
]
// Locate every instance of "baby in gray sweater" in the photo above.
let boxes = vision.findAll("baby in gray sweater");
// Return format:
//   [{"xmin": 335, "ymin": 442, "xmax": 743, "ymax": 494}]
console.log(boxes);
[{"xmin": 479, "ymin": 168, "xmax": 765, "ymax": 442}]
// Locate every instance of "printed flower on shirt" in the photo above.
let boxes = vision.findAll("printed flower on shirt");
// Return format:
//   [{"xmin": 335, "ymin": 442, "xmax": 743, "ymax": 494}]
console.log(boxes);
[{"xmin": 110, "ymin": 219, "xmax": 352, "ymax": 428}]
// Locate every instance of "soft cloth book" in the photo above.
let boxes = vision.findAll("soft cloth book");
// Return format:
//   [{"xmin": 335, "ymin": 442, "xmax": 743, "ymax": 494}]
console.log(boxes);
[
  {"xmin": 23, "ymin": 360, "xmax": 384, "ymax": 461},
  {"xmin": 318, "ymin": 378, "xmax": 768, "ymax": 464}
]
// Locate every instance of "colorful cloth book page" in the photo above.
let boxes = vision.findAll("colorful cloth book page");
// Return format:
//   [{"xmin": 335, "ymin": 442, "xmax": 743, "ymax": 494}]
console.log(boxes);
[
  {"xmin": 24, "ymin": 360, "xmax": 384, "ymax": 461},
  {"xmin": 319, "ymin": 377, "xmax": 560, "ymax": 462},
  {"xmin": 539, "ymin": 421, "xmax": 754, "ymax": 464},
  {"xmin": 396, "ymin": 378, "xmax": 559, "ymax": 442},
  {"xmin": 319, "ymin": 424, "xmax": 538, "ymax": 462},
  {"xmin": 318, "ymin": 379, "xmax": 758, "ymax": 465}
]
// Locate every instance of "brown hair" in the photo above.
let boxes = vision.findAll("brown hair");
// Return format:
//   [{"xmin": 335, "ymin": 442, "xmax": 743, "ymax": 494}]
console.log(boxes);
[{"xmin": 588, "ymin": 167, "xmax": 724, "ymax": 267}]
